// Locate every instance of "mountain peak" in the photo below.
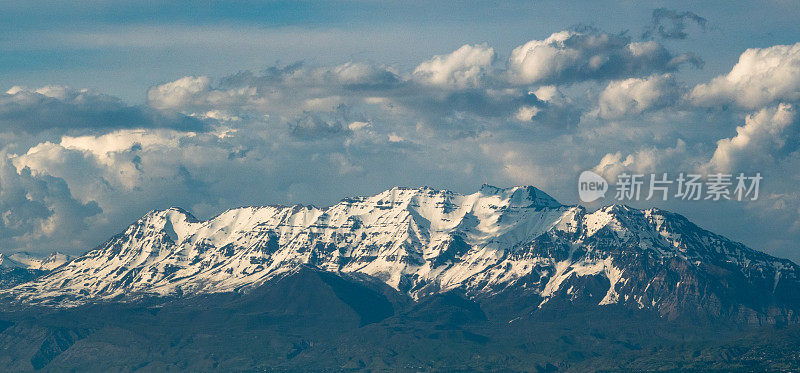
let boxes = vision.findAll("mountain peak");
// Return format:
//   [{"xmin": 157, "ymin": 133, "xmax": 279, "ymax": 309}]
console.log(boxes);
[
  {"xmin": 0, "ymin": 251, "xmax": 73, "ymax": 271},
  {"xmin": 144, "ymin": 207, "xmax": 198, "ymax": 222},
  {"xmin": 479, "ymin": 184, "xmax": 561, "ymax": 208}
]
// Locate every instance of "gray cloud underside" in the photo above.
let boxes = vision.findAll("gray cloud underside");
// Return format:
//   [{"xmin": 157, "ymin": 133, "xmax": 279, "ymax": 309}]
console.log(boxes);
[{"xmin": 1, "ymin": 86, "xmax": 204, "ymax": 134}]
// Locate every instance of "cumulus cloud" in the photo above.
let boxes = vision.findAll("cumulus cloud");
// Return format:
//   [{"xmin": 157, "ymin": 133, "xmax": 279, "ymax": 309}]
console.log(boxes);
[
  {"xmin": 592, "ymin": 139, "xmax": 689, "ymax": 181},
  {"xmin": 1, "ymin": 86, "xmax": 204, "ymax": 134},
  {"xmin": 290, "ymin": 105, "xmax": 368, "ymax": 139},
  {"xmin": 142, "ymin": 31, "xmax": 696, "ymax": 138},
  {"xmin": 146, "ymin": 60, "xmax": 581, "ymax": 135},
  {"xmin": 146, "ymin": 63, "xmax": 403, "ymax": 123},
  {"xmin": 413, "ymin": 44, "xmax": 495, "ymax": 89},
  {"xmin": 507, "ymin": 30, "xmax": 701, "ymax": 85},
  {"xmin": 146, "ymin": 76, "xmax": 216, "ymax": 111},
  {"xmin": 691, "ymin": 43, "xmax": 800, "ymax": 109},
  {"xmin": 8, "ymin": 128, "xmax": 278, "ymax": 250},
  {"xmin": 13, "ymin": 129, "xmax": 198, "ymax": 197},
  {"xmin": 593, "ymin": 74, "xmax": 682, "ymax": 119},
  {"xmin": 705, "ymin": 103, "xmax": 798, "ymax": 172},
  {"xmin": 509, "ymin": 86, "xmax": 582, "ymax": 130},
  {"xmin": 0, "ymin": 153, "xmax": 101, "ymax": 252}
]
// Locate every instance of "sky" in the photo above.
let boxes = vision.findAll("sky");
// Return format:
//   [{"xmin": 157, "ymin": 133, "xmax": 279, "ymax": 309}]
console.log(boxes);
[{"xmin": 2, "ymin": 0, "xmax": 800, "ymax": 262}]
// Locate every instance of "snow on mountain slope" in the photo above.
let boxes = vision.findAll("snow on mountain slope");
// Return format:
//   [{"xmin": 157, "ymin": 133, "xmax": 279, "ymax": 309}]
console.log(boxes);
[
  {"xmin": 0, "ymin": 252, "xmax": 73, "ymax": 289},
  {"xmin": 6, "ymin": 185, "xmax": 800, "ymax": 322},
  {"xmin": 8, "ymin": 252, "xmax": 73, "ymax": 271},
  {"xmin": 0, "ymin": 254, "xmax": 27, "ymax": 270}
]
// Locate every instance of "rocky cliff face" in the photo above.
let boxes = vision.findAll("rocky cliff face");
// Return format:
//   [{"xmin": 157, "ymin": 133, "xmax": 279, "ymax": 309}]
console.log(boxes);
[{"xmin": 6, "ymin": 185, "xmax": 800, "ymax": 323}]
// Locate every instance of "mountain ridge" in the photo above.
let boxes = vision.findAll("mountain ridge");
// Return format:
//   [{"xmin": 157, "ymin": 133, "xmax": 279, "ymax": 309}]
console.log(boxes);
[
  {"xmin": 0, "ymin": 252, "xmax": 73, "ymax": 289},
  {"xmin": 4, "ymin": 185, "xmax": 799, "ymax": 324}
]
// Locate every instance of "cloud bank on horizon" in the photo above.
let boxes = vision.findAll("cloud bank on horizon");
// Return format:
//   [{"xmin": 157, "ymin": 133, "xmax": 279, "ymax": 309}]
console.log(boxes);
[{"xmin": 2, "ymin": 6, "xmax": 800, "ymax": 262}]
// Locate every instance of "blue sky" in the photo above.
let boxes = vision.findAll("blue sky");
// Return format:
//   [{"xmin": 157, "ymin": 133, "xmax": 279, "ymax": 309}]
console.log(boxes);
[{"xmin": 2, "ymin": 1, "xmax": 800, "ymax": 262}]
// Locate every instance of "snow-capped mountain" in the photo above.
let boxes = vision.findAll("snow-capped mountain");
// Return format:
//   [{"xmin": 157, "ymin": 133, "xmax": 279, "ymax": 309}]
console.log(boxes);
[
  {"xmin": 0, "ymin": 254, "xmax": 25, "ymax": 270},
  {"xmin": 6, "ymin": 252, "xmax": 73, "ymax": 271},
  {"xmin": 0, "ymin": 252, "xmax": 73, "ymax": 289},
  {"xmin": 6, "ymin": 185, "xmax": 800, "ymax": 323}
]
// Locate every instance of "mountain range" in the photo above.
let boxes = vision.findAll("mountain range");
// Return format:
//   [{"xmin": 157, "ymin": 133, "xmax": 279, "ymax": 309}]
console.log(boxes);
[
  {"xmin": 5, "ymin": 185, "xmax": 800, "ymax": 322},
  {"xmin": 1, "ymin": 185, "xmax": 800, "ymax": 370}
]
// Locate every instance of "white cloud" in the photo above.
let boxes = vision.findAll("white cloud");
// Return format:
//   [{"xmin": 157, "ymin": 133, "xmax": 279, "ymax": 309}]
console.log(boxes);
[
  {"xmin": 14, "ymin": 129, "xmax": 196, "ymax": 194},
  {"xmin": 147, "ymin": 76, "xmax": 213, "ymax": 111},
  {"xmin": 592, "ymin": 139, "xmax": 688, "ymax": 181},
  {"xmin": 0, "ymin": 153, "xmax": 101, "ymax": 252},
  {"xmin": 388, "ymin": 133, "xmax": 404, "ymax": 143},
  {"xmin": 147, "ymin": 75, "xmax": 268, "ymax": 115},
  {"xmin": 332, "ymin": 62, "xmax": 399, "ymax": 87},
  {"xmin": 691, "ymin": 43, "xmax": 800, "ymax": 109},
  {"xmin": 145, "ymin": 63, "xmax": 401, "ymax": 124},
  {"xmin": 705, "ymin": 103, "xmax": 798, "ymax": 172},
  {"xmin": 593, "ymin": 74, "xmax": 681, "ymax": 119},
  {"xmin": 515, "ymin": 105, "xmax": 540, "ymax": 122},
  {"xmin": 413, "ymin": 44, "xmax": 495, "ymax": 89},
  {"xmin": 347, "ymin": 121, "xmax": 371, "ymax": 131},
  {"xmin": 508, "ymin": 31, "xmax": 699, "ymax": 85}
]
